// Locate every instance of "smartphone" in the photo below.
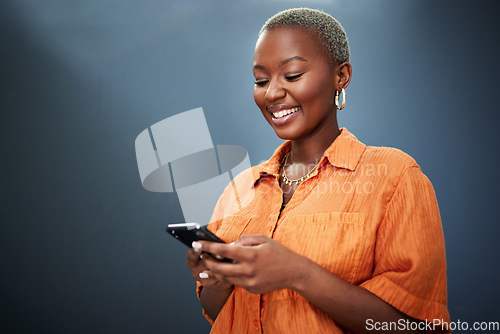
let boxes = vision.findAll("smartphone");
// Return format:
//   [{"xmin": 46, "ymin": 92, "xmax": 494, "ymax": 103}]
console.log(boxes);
[{"xmin": 166, "ymin": 223, "xmax": 232, "ymax": 262}]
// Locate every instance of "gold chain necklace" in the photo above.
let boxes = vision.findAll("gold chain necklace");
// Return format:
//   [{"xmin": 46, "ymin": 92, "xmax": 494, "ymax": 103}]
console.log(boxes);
[{"xmin": 281, "ymin": 152, "xmax": 320, "ymax": 186}]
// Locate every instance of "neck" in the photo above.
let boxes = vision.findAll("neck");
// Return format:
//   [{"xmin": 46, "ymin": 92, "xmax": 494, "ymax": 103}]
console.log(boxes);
[{"xmin": 288, "ymin": 117, "xmax": 341, "ymax": 166}]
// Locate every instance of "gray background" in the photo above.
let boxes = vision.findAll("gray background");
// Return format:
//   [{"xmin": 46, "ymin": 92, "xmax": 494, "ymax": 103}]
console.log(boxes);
[{"xmin": 1, "ymin": 0, "xmax": 499, "ymax": 333}]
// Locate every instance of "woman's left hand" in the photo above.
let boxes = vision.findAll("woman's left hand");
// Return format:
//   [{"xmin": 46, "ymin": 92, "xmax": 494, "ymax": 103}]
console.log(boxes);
[{"xmin": 195, "ymin": 235, "xmax": 308, "ymax": 294}]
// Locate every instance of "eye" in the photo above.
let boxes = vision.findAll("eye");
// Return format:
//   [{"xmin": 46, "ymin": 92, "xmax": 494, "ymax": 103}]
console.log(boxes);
[
  {"xmin": 254, "ymin": 79, "xmax": 268, "ymax": 87},
  {"xmin": 285, "ymin": 73, "xmax": 303, "ymax": 81}
]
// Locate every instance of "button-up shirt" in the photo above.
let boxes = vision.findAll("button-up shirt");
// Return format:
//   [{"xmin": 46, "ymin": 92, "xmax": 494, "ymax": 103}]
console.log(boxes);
[{"xmin": 198, "ymin": 128, "xmax": 449, "ymax": 333}]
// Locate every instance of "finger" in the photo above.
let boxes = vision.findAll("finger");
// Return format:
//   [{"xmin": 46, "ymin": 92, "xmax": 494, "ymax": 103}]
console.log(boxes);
[
  {"xmin": 197, "ymin": 270, "xmax": 230, "ymax": 288},
  {"xmin": 234, "ymin": 234, "xmax": 270, "ymax": 247},
  {"xmin": 186, "ymin": 248, "xmax": 202, "ymax": 266},
  {"xmin": 196, "ymin": 241, "xmax": 244, "ymax": 261},
  {"xmin": 209, "ymin": 271, "xmax": 236, "ymax": 285},
  {"xmin": 199, "ymin": 264, "xmax": 236, "ymax": 285},
  {"xmin": 190, "ymin": 262, "xmax": 208, "ymax": 281},
  {"xmin": 191, "ymin": 241, "xmax": 203, "ymax": 254},
  {"xmin": 198, "ymin": 269, "xmax": 212, "ymax": 280},
  {"xmin": 187, "ymin": 247, "xmax": 202, "ymax": 259},
  {"xmin": 199, "ymin": 251, "xmax": 226, "ymax": 262},
  {"xmin": 207, "ymin": 268, "xmax": 248, "ymax": 287},
  {"xmin": 197, "ymin": 268, "xmax": 236, "ymax": 289},
  {"xmin": 202, "ymin": 253, "xmax": 249, "ymax": 278}
]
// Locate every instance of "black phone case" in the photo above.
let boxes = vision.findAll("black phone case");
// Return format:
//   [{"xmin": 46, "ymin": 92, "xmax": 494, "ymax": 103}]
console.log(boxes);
[
  {"xmin": 166, "ymin": 224, "xmax": 224, "ymax": 248},
  {"xmin": 166, "ymin": 224, "xmax": 232, "ymax": 262}
]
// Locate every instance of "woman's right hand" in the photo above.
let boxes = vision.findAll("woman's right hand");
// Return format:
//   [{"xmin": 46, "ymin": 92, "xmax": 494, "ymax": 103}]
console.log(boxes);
[
  {"xmin": 187, "ymin": 242, "xmax": 234, "ymax": 322},
  {"xmin": 186, "ymin": 244, "xmax": 233, "ymax": 291}
]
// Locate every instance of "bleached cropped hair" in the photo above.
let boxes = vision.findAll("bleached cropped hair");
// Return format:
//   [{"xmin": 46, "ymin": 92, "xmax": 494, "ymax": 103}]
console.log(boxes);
[{"xmin": 259, "ymin": 8, "xmax": 350, "ymax": 64}]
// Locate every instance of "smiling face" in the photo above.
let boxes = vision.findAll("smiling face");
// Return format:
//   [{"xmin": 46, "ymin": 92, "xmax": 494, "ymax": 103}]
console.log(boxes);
[{"xmin": 253, "ymin": 27, "xmax": 340, "ymax": 141}]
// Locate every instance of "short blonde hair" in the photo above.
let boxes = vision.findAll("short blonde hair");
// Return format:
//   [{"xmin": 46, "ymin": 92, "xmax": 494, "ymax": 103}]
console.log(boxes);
[{"xmin": 259, "ymin": 8, "xmax": 350, "ymax": 64}]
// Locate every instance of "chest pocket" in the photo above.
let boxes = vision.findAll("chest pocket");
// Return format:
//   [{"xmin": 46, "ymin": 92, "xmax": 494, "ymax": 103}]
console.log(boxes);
[{"xmin": 283, "ymin": 212, "xmax": 365, "ymax": 283}]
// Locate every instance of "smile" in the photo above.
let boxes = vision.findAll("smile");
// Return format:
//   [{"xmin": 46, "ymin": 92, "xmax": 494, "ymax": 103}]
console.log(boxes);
[{"xmin": 272, "ymin": 107, "xmax": 301, "ymax": 118}]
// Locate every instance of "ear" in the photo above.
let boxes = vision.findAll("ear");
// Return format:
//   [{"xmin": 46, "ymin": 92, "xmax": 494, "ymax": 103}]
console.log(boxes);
[{"xmin": 334, "ymin": 62, "xmax": 352, "ymax": 90}]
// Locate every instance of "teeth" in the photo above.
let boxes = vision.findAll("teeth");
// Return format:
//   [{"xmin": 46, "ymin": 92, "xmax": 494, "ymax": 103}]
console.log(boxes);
[{"xmin": 272, "ymin": 107, "xmax": 300, "ymax": 118}]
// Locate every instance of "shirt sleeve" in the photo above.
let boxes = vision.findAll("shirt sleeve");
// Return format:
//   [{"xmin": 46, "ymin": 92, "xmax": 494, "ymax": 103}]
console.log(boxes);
[{"xmin": 360, "ymin": 166, "xmax": 450, "ymax": 332}]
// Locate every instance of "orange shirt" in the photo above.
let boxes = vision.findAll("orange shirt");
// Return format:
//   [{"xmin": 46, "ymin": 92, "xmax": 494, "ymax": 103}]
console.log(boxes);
[{"xmin": 198, "ymin": 128, "xmax": 449, "ymax": 333}]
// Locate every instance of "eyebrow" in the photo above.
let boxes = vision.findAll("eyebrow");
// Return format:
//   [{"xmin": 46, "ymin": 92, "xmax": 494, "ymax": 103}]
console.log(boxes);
[{"xmin": 253, "ymin": 56, "xmax": 308, "ymax": 70}]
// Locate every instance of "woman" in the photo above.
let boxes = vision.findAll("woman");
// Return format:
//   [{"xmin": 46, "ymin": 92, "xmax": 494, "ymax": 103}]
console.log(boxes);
[{"xmin": 187, "ymin": 8, "xmax": 449, "ymax": 334}]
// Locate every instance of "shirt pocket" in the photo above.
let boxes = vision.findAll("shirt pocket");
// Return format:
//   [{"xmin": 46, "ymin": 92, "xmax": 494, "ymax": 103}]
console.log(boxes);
[
  {"xmin": 212, "ymin": 215, "xmax": 252, "ymax": 243},
  {"xmin": 283, "ymin": 212, "xmax": 365, "ymax": 283}
]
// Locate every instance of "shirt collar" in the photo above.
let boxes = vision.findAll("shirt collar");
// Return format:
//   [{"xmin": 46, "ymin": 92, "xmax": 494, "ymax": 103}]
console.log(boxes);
[{"xmin": 252, "ymin": 128, "xmax": 366, "ymax": 184}]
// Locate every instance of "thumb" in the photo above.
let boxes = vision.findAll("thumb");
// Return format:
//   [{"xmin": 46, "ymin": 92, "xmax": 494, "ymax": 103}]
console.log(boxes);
[{"xmin": 234, "ymin": 234, "xmax": 270, "ymax": 247}]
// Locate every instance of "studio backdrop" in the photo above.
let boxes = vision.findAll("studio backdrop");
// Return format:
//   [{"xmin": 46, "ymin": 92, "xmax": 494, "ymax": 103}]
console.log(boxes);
[{"xmin": 1, "ymin": 0, "xmax": 499, "ymax": 333}]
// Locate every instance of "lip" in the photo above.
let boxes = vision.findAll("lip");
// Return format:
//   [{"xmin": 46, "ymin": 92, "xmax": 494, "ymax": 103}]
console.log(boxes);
[{"xmin": 267, "ymin": 104, "xmax": 302, "ymax": 126}]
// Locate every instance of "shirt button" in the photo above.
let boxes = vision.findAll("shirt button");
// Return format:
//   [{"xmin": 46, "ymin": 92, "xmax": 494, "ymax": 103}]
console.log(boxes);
[{"xmin": 253, "ymin": 319, "xmax": 259, "ymax": 327}]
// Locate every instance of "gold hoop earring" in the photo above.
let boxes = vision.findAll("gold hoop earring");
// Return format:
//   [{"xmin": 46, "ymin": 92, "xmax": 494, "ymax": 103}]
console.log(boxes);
[{"xmin": 335, "ymin": 88, "xmax": 346, "ymax": 110}]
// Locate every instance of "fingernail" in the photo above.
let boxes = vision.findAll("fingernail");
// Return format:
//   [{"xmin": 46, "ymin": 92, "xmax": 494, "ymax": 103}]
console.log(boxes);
[
  {"xmin": 199, "ymin": 272, "xmax": 209, "ymax": 279},
  {"xmin": 229, "ymin": 242, "xmax": 235, "ymax": 245},
  {"xmin": 192, "ymin": 241, "xmax": 202, "ymax": 252}
]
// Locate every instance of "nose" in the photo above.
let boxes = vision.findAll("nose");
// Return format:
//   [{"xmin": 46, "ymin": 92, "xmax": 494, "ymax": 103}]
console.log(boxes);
[{"xmin": 265, "ymin": 79, "xmax": 286, "ymax": 102}]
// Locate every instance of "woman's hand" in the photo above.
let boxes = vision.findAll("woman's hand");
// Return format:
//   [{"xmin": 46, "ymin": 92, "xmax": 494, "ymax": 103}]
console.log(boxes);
[
  {"xmin": 195, "ymin": 235, "xmax": 308, "ymax": 294},
  {"xmin": 187, "ymin": 245, "xmax": 235, "ymax": 321},
  {"xmin": 186, "ymin": 246, "xmax": 233, "ymax": 291}
]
